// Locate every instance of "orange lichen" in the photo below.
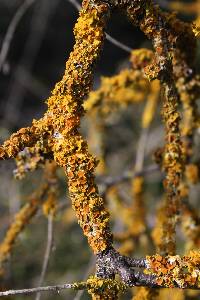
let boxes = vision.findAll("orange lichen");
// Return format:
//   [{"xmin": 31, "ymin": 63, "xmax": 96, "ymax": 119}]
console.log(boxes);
[
  {"xmin": 0, "ymin": 123, "xmax": 45, "ymax": 160},
  {"xmin": 146, "ymin": 252, "xmax": 200, "ymax": 288},
  {"xmin": 140, "ymin": 3, "xmax": 184, "ymax": 255},
  {"xmin": 44, "ymin": 0, "xmax": 113, "ymax": 254},
  {"xmin": 87, "ymin": 276, "xmax": 126, "ymax": 300},
  {"xmin": 1, "ymin": 0, "xmax": 113, "ymax": 254}
]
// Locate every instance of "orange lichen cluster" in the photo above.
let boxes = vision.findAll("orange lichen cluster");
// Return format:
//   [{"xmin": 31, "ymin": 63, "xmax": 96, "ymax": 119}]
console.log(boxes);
[
  {"xmin": 0, "ymin": 0, "xmax": 113, "ymax": 254},
  {"xmin": 0, "ymin": 124, "xmax": 44, "ymax": 159},
  {"xmin": 146, "ymin": 252, "xmax": 200, "ymax": 288}
]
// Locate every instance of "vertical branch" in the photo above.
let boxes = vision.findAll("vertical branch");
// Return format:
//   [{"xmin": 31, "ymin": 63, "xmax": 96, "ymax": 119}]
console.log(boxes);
[
  {"xmin": 45, "ymin": 0, "xmax": 113, "ymax": 254},
  {"xmin": 139, "ymin": 4, "xmax": 183, "ymax": 255}
]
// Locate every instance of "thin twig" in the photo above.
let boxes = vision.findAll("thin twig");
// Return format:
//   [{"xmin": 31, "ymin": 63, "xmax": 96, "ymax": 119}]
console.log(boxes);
[
  {"xmin": 0, "ymin": 0, "xmax": 35, "ymax": 72},
  {"xmin": 105, "ymin": 33, "xmax": 133, "ymax": 53},
  {"xmin": 67, "ymin": 0, "xmax": 81, "ymax": 10},
  {"xmin": 98, "ymin": 164, "xmax": 160, "ymax": 194},
  {"xmin": 35, "ymin": 215, "xmax": 54, "ymax": 300},
  {"xmin": 135, "ymin": 128, "xmax": 149, "ymax": 172},
  {"xmin": 0, "ymin": 282, "xmax": 87, "ymax": 297},
  {"xmin": 67, "ymin": 0, "xmax": 132, "ymax": 53}
]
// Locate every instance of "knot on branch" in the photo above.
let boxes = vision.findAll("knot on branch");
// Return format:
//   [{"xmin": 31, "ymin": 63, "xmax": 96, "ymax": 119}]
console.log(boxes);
[{"xmin": 96, "ymin": 248, "xmax": 155, "ymax": 287}]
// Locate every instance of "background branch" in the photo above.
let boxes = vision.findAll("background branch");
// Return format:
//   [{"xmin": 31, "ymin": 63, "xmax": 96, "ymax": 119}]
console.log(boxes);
[{"xmin": 0, "ymin": 0, "xmax": 35, "ymax": 72}]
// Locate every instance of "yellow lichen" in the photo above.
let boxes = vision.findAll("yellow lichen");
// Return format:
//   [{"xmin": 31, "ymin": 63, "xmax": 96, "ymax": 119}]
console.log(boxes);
[
  {"xmin": 87, "ymin": 276, "xmax": 126, "ymax": 300},
  {"xmin": 44, "ymin": 0, "xmax": 113, "ymax": 254}
]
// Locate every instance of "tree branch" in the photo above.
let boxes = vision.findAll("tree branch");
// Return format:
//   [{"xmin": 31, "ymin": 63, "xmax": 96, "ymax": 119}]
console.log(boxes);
[
  {"xmin": 98, "ymin": 164, "xmax": 159, "ymax": 196},
  {"xmin": 0, "ymin": 282, "xmax": 87, "ymax": 297}
]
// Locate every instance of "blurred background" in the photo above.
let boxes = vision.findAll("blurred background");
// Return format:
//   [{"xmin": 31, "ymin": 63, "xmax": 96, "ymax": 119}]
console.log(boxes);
[{"xmin": 0, "ymin": 0, "xmax": 199, "ymax": 299}]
